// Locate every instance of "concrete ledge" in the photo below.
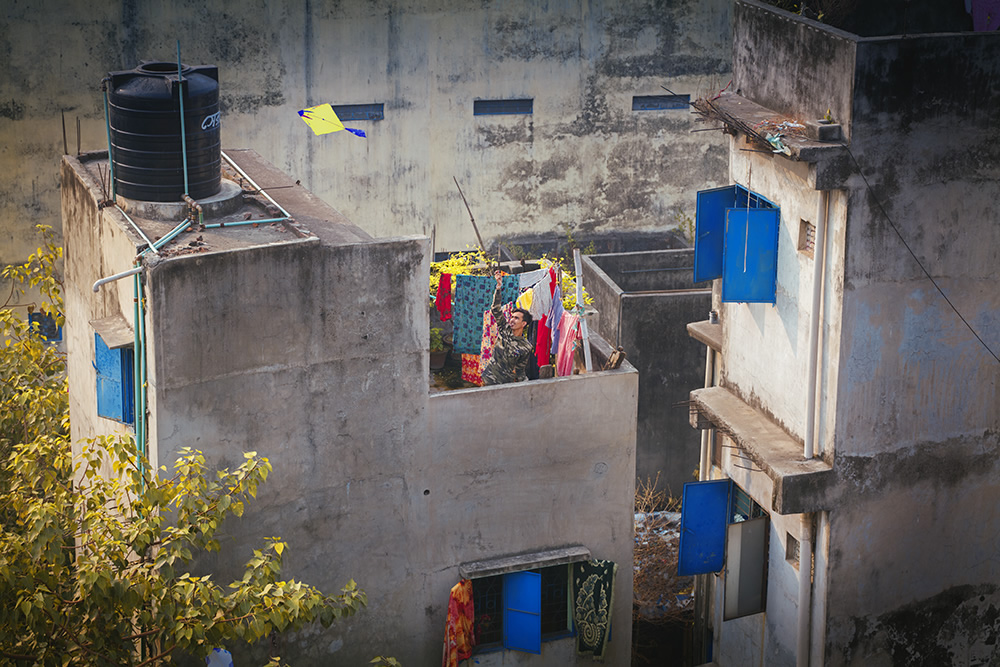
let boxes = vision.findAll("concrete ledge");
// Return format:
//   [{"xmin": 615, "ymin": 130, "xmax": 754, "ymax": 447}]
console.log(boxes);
[
  {"xmin": 687, "ymin": 320, "xmax": 722, "ymax": 351},
  {"xmin": 459, "ymin": 546, "xmax": 592, "ymax": 578},
  {"xmin": 689, "ymin": 386, "xmax": 833, "ymax": 515}
]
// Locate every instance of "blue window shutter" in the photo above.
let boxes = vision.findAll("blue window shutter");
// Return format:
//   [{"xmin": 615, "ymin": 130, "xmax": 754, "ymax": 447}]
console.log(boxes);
[
  {"xmin": 694, "ymin": 186, "xmax": 738, "ymax": 283},
  {"xmin": 95, "ymin": 333, "xmax": 124, "ymax": 421},
  {"xmin": 678, "ymin": 479, "xmax": 731, "ymax": 575},
  {"xmin": 722, "ymin": 207, "xmax": 781, "ymax": 304},
  {"xmin": 504, "ymin": 570, "xmax": 541, "ymax": 654},
  {"xmin": 95, "ymin": 333, "xmax": 134, "ymax": 424}
]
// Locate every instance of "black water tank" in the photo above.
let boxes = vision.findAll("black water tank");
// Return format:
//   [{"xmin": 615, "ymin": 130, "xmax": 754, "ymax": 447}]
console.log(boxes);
[{"xmin": 108, "ymin": 62, "xmax": 221, "ymax": 202}]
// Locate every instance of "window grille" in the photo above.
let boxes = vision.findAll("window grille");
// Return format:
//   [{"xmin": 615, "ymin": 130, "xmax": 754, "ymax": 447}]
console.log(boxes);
[
  {"xmin": 474, "ymin": 99, "xmax": 533, "ymax": 116},
  {"xmin": 473, "ymin": 575, "xmax": 503, "ymax": 646},
  {"xmin": 29, "ymin": 310, "xmax": 61, "ymax": 342},
  {"xmin": 730, "ymin": 484, "xmax": 765, "ymax": 523},
  {"xmin": 798, "ymin": 220, "xmax": 816, "ymax": 258},
  {"xmin": 786, "ymin": 532, "xmax": 801, "ymax": 568},
  {"xmin": 632, "ymin": 94, "xmax": 690, "ymax": 111}
]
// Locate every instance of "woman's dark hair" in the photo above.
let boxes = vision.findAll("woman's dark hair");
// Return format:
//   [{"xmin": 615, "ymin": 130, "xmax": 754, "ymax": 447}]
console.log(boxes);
[{"xmin": 513, "ymin": 307, "xmax": 533, "ymax": 326}]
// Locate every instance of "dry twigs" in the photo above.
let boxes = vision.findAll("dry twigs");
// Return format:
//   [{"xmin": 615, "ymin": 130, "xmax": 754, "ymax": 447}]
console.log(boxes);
[{"xmin": 633, "ymin": 475, "xmax": 691, "ymax": 625}]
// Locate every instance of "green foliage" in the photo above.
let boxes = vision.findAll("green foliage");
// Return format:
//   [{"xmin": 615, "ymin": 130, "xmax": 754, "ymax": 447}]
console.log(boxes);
[
  {"xmin": 0, "ymin": 227, "xmax": 378, "ymax": 665},
  {"xmin": 0, "ymin": 436, "xmax": 367, "ymax": 664},
  {"xmin": 1, "ymin": 225, "xmax": 66, "ymax": 485},
  {"xmin": 674, "ymin": 211, "xmax": 696, "ymax": 247}
]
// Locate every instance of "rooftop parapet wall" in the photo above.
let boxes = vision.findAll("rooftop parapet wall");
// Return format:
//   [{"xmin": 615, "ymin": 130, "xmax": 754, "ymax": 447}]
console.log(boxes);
[{"xmin": 733, "ymin": 0, "xmax": 858, "ymax": 140}]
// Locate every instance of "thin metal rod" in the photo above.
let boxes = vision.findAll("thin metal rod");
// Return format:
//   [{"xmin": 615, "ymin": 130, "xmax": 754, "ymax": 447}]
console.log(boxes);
[
  {"xmin": 221, "ymin": 151, "xmax": 291, "ymax": 218},
  {"xmin": 102, "ymin": 79, "xmax": 117, "ymax": 200},
  {"xmin": 177, "ymin": 41, "xmax": 189, "ymax": 196}
]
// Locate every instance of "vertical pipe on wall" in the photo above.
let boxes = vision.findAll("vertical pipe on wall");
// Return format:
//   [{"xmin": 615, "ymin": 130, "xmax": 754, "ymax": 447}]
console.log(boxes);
[
  {"xmin": 796, "ymin": 512, "xmax": 814, "ymax": 667},
  {"xmin": 804, "ymin": 191, "xmax": 830, "ymax": 459},
  {"xmin": 699, "ymin": 347, "xmax": 714, "ymax": 481},
  {"xmin": 176, "ymin": 41, "xmax": 190, "ymax": 197},
  {"xmin": 810, "ymin": 510, "xmax": 829, "ymax": 667}
]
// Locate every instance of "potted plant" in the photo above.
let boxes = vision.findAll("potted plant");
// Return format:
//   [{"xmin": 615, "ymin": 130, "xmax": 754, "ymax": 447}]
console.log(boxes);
[{"xmin": 430, "ymin": 327, "xmax": 450, "ymax": 370}]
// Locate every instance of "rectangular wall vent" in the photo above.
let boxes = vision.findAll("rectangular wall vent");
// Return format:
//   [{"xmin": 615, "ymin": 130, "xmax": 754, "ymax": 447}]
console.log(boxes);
[
  {"xmin": 332, "ymin": 103, "xmax": 384, "ymax": 121},
  {"xmin": 474, "ymin": 99, "xmax": 533, "ymax": 116},
  {"xmin": 633, "ymin": 94, "xmax": 690, "ymax": 111}
]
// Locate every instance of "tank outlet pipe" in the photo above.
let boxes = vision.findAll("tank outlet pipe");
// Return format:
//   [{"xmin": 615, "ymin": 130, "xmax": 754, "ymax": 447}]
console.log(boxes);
[
  {"xmin": 176, "ymin": 41, "xmax": 190, "ymax": 197},
  {"xmin": 101, "ymin": 77, "xmax": 117, "ymax": 201},
  {"xmin": 116, "ymin": 205, "xmax": 159, "ymax": 255},
  {"xmin": 203, "ymin": 217, "xmax": 289, "ymax": 229},
  {"xmin": 145, "ymin": 217, "xmax": 194, "ymax": 255},
  {"xmin": 93, "ymin": 266, "xmax": 144, "ymax": 293},
  {"xmin": 222, "ymin": 151, "xmax": 292, "ymax": 219}
]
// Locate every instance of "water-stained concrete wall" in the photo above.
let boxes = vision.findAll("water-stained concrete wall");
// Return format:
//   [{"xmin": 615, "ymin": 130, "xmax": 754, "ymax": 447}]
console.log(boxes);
[
  {"xmin": 2, "ymin": 0, "xmax": 731, "ymax": 281},
  {"xmin": 583, "ymin": 250, "xmax": 711, "ymax": 495}
]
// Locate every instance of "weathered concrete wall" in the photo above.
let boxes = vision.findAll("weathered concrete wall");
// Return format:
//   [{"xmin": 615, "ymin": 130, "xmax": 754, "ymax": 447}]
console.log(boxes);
[
  {"xmin": 583, "ymin": 250, "xmax": 710, "ymax": 494},
  {"xmin": 2, "ymin": 0, "xmax": 731, "ymax": 278},
  {"xmin": 146, "ymin": 234, "xmax": 436, "ymax": 664},
  {"xmin": 732, "ymin": 0, "xmax": 858, "ymax": 139},
  {"xmin": 821, "ymin": 28, "xmax": 1000, "ymax": 667},
  {"xmin": 425, "ymin": 369, "xmax": 638, "ymax": 666}
]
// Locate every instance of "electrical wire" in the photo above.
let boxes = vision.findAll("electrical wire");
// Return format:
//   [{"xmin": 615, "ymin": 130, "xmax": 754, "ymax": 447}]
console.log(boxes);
[{"xmin": 843, "ymin": 144, "xmax": 1000, "ymax": 364}]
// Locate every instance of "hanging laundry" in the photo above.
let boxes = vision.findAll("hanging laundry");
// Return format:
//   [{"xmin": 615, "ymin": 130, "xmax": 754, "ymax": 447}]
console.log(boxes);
[
  {"xmin": 573, "ymin": 560, "xmax": 617, "ymax": 660},
  {"xmin": 528, "ymin": 269, "xmax": 555, "ymax": 322},
  {"xmin": 548, "ymin": 285, "xmax": 566, "ymax": 355},
  {"xmin": 515, "ymin": 289, "xmax": 533, "ymax": 311},
  {"xmin": 479, "ymin": 303, "xmax": 515, "ymax": 377},
  {"xmin": 452, "ymin": 274, "xmax": 518, "ymax": 355},
  {"xmin": 555, "ymin": 313, "xmax": 581, "ymax": 377},
  {"xmin": 443, "ymin": 579, "xmax": 475, "ymax": 667},
  {"xmin": 436, "ymin": 273, "xmax": 453, "ymax": 321},
  {"xmin": 461, "ymin": 353, "xmax": 482, "ymax": 385},
  {"xmin": 518, "ymin": 267, "xmax": 549, "ymax": 289},
  {"xmin": 532, "ymin": 269, "xmax": 558, "ymax": 368}
]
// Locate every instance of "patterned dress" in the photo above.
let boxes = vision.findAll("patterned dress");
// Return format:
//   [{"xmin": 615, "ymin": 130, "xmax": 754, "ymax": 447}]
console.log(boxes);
[{"xmin": 480, "ymin": 286, "xmax": 533, "ymax": 386}]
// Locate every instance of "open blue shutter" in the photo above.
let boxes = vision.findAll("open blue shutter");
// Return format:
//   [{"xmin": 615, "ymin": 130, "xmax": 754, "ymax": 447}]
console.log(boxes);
[
  {"xmin": 95, "ymin": 333, "xmax": 125, "ymax": 421},
  {"xmin": 694, "ymin": 186, "xmax": 738, "ymax": 283},
  {"xmin": 722, "ymin": 207, "xmax": 780, "ymax": 304},
  {"xmin": 95, "ymin": 334, "xmax": 134, "ymax": 424},
  {"xmin": 678, "ymin": 479, "xmax": 731, "ymax": 575},
  {"xmin": 504, "ymin": 570, "xmax": 541, "ymax": 654}
]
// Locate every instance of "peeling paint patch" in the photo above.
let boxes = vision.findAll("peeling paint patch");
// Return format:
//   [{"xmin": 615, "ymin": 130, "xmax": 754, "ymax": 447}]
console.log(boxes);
[
  {"xmin": 0, "ymin": 98, "xmax": 26, "ymax": 121},
  {"xmin": 477, "ymin": 123, "xmax": 532, "ymax": 147},
  {"xmin": 220, "ymin": 91, "xmax": 286, "ymax": 114}
]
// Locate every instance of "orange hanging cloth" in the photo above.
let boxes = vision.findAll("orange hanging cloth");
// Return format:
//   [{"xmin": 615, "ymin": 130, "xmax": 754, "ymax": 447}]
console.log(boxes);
[{"xmin": 442, "ymin": 579, "xmax": 475, "ymax": 667}]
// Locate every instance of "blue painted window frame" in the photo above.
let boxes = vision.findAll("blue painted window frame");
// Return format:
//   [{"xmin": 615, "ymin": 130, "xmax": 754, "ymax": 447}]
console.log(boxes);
[
  {"xmin": 331, "ymin": 103, "xmax": 384, "ymax": 122},
  {"xmin": 95, "ymin": 333, "xmax": 134, "ymax": 425},
  {"xmin": 474, "ymin": 99, "xmax": 533, "ymax": 116},
  {"xmin": 472, "ymin": 565, "xmax": 573, "ymax": 655},
  {"xmin": 678, "ymin": 479, "xmax": 731, "ymax": 576},
  {"xmin": 693, "ymin": 185, "xmax": 779, "ymax": 303}
]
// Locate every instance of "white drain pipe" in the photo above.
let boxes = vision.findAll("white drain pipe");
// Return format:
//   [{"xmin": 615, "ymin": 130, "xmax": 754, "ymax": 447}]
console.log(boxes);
[{"xmin": 804, "ymin": 190, "xmax": 830, "ymax": 458}]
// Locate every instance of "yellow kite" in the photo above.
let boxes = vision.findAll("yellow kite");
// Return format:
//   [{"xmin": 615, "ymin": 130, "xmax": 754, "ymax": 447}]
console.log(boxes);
[{"xmin": 298, "ymin": 104, "xmax": 366, "ymax": 138}]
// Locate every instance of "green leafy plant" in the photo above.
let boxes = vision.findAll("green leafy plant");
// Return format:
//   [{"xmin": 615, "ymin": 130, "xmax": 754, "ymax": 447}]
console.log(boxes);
[{"xmin": 430, "ymin": 327, "xmax": 447, "ymax": 353}]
